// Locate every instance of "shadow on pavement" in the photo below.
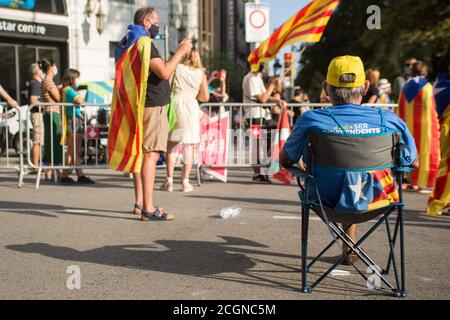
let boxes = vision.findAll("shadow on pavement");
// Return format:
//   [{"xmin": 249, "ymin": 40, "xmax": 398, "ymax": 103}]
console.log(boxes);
[
  {"xmin": 6, "ymin": 236, "xmax": 391, "ymax": 296},
  {"xmin": 6, "ymin": 237, "xmax": 271, "ymax": 277},
  {"xmin": 0, "ymin": 201, "xmax": 135, "ymax": 221}
]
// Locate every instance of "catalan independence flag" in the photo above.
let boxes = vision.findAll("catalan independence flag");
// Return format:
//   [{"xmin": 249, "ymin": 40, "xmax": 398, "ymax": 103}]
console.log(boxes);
[
  {"xmin": 397, "ymin": 77, "xmax": 440, "ymax": 189},
  {"xmin": 428, "ymin": 73, "xmax": 450, "ymax": 216},
  {"xmin": 335, "ymin": 170, "xmax": 399, "ymax": 213},
  {"xmin": 248, "ymin": 0, "xmax": 340, "ymax": 71},
  {"xmin": 108, "ymin": 25, "xmax": 152, "ymax": 173}
]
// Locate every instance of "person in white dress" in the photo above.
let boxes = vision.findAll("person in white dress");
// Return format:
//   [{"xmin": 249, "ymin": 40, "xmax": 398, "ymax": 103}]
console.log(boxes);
[{"xmin": 161, "ymin": 49, "xmax": 209, "ymax": 192}]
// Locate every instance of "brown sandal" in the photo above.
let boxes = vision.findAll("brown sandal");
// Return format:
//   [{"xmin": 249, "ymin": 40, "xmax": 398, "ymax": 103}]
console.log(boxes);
[
  {"xmin": 132, "ymin": 204, "xmax": 143, "ymax": 215},
  {"xmin": 141, "ymin": 208, "xmax": 175, "ymax": 222}
]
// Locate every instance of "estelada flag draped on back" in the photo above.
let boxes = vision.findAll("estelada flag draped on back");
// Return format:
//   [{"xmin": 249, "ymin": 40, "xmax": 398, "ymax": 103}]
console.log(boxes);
[
  {"xmin": 248, "ymin": 0, "xmax": 340, "ymax": 71},
  {"xmin": 396, "ymin": 77, "xmax": 440, "ymax": 188},
  {"xmin": 428, "ymin": 73, "xmax": 450, "ymax": 216},
  {"xmin": 108, "ymin": 25, "xmax": 152, "ymax": 173}
]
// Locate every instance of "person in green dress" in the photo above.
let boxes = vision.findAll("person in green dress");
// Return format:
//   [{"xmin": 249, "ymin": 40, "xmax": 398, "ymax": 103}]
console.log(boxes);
[{"xmin": 38, "ymin": 58, "xmax": 63, "ymax": 178}]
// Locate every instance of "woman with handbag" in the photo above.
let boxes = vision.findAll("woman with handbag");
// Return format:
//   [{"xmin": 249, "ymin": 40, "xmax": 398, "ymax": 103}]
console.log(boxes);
[{"xmin": 160, "ymin": 48, "xmax": 209, "ymax": 192}]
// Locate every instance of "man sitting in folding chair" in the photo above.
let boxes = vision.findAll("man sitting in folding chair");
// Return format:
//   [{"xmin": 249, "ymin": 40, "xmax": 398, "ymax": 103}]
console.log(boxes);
[{"xmin": 280, "ymin": 56, "xmax": 417, "ymax": 297}]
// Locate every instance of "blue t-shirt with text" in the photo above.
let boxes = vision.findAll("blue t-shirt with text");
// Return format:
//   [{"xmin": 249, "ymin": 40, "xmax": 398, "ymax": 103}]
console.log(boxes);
[{"xmin": 284, "ymin": 104, "xmax": 417, "ymax": 210}]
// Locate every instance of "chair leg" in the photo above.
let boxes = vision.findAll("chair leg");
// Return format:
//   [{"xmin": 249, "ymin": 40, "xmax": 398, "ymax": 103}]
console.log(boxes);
[
  {"xmin": 397, "ymin": 205, "xmax": 407, "ymax": 297},
  {"xmin": 385, "ymin": 216, "xmax": 401, "ymax": 290},
  {"xmin": 309, "ymin": 211, "xmax": 396, "ymax": 292},
  {"xmin": 307, "ymin": 224, "xmax": 352, "ymax": 270},
  {"xmin": 384, "ymin": 214, "xmax": 400, "ymax": 275},
  {"xmin": 301, "ymin": 204, "xmax": 311, "ymax": 293}
]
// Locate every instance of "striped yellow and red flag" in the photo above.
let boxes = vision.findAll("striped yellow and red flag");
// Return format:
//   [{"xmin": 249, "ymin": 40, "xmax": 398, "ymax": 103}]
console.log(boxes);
[
  {"xmin": 396, "ymin": 78, "xmax": 441, "ymax": 189},
  {"xmin": 367, "ymin": 169, "xmax": 400, "ymax": 211},
  {"xmin": 427, "ymin": 74, "xmax": 450, "ymax": 216},
  {"xmin": 270, "ymin": 106, "xmax": 294, "ymax": 185},
  {"xmin": 248, "ymin": 0, "xmax": 340, "ymax": 71},
  {"xmin": 108, "ymin": 25, "xmax": 152, "ymax": 173}
]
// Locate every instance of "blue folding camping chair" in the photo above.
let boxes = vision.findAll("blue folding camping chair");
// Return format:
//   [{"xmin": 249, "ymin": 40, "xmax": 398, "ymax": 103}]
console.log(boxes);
[{"xmin": 287, "ymin": 130, "xmax": 412, "ymax": 297}]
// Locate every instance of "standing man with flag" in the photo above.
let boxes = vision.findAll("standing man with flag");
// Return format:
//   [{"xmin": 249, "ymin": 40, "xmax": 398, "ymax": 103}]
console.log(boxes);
[
  {"xmin": 428, "ymin": 64, "xmax": 450, "ymax": 216},
  {"xmin": 109, "ymin": 6, "xmax": 192, "ymax": 221}
]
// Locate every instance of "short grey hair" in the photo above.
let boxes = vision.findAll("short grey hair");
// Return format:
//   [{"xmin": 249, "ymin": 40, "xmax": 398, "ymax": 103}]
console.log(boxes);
[
  {"xmin": 29, "ymin": 63, "xmax": 40, "ymax": 77},
  {"xmin": 326, "ymin": 84, "xmax": 366, "ymax": 104},
  {"xmin": 134, "ymin": 6, "xmax": 156, "ymax": 25}
]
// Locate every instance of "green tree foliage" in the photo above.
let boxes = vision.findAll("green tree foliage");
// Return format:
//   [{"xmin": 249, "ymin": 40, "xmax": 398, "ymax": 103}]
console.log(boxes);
[{"xmin": 296, "ymin": 0, "xmax": 450, "ymax": 100}]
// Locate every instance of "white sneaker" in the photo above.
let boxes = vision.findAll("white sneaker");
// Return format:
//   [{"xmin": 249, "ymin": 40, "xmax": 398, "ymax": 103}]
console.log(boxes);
[
  {"xmin": 418, "ymin": 188, "xmax": 433, "ymax": 194},
  {"xmin": 182, "ymin": 183, "xmax": 194, "ymax": 193},
  {"xmin": 160, "ymin": 181, "xmax": 174, "ymax": 192},
  {"xmin": 202, "ymin": 173, "xmax": 214, "ymax": 181}
]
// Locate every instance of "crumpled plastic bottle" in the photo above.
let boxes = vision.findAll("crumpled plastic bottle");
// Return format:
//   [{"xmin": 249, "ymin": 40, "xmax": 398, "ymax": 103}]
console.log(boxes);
[{"xmin": 219, "ymin": 206, "xmax": 241, "ymax": 219}]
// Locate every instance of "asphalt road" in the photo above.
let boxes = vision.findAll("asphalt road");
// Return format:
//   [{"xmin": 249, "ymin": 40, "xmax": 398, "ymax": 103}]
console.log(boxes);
[{"xmin": 0, "ymin": 168, "xmax": 449, "ymax": 300}]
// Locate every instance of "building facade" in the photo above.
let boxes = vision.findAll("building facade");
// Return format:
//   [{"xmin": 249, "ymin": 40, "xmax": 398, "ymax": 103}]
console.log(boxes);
[{"xmin": 0, "ymin": 0, "xmax": 174, "ymax": 105}]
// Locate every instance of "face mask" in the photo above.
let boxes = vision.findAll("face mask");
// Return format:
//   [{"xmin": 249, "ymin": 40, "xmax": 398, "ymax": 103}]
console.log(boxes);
[
  {"xmin": 149, "ymin": 24, "xmax": 159, "ymax": 39},
  {"xmin": 75, "ymin": 81, "xmax": 80, "ymax": 88},
  {"xmin": 53, "ymin": 66, "xmax": 58, "ymax": 76}
]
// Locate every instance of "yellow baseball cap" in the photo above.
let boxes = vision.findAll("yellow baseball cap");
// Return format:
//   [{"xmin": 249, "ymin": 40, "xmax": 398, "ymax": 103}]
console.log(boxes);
[{"xmin": 326, "ymin": 56, "xmax": 366, "ymax": 88}]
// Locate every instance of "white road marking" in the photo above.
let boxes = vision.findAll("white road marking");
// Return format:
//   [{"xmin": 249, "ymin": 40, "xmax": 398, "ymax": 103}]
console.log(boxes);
[
  {"xmin": 273, "ymin": 216, "xmax": 321, "ymax": 221},
  {"xmin": 330, "ymin": 270, "xmax": 352, "ymax": 276},
  {"xmin": 62, "ymin": 209, "xmax": 90, "ymax": 214},
  {"xmin": 273, "ymin": 215, "xmax": 450, "ymax": 227},
  {"xmin": 273, "ymin": 216, "xmax": 300, "ymax": 220},
  {"xmin": 420, "ymin": 277, "xmax": 433, "ymax": 281}
]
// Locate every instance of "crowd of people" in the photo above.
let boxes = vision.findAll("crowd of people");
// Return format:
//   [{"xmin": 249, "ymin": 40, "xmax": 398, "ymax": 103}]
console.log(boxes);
[{"xmin": 0, "ymin": 59, "xmax": 95, "ymax": 184}]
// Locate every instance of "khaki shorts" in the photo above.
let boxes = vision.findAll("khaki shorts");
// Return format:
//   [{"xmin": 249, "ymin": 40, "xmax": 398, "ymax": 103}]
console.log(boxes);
[
  {"xmin": 143, "ymin": 106, "xmax": 168, "ymax": 154},
  {"xmin": 31, "ymin": 112, "xmax": 44, "ymax": 145}
]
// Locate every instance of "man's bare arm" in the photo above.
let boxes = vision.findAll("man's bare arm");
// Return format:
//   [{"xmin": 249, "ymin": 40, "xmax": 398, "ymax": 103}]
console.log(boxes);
[
  {"xmin": 0, "ymin": 84, "xmax": 18, "ymax": 108},
  {"xmin": 280, "ymin": 149, "xmax": 294, "ymax": 168},
  {"xmin": 255, "ymin": 83, "xmax": 275, "ymax": 104},
  {"xmin": 150, "ymin": 39, "xmax": 192, "ymax": 81},
  {"xmin": 30, "ymin": 96, "xmax": 40, "ymax": 105}
]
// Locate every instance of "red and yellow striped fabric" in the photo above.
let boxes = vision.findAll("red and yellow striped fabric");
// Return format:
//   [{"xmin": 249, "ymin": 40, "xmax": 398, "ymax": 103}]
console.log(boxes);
[
  {"xmin": 271, "ymin": 106, "xmax": 294, "ymax": 185},
  {"xmin": 428, "ymin": 106, "xmax": 450, "ymax": 215},
  {"xmin": 248, "ymin": 0, "xmax": 340, "ymax": 71},
  {"xmin": 397, "ymin": 82, "xmax": 440, "ymax": 188},
  {"xmin": 368, "ymin": 169, "xmax": 400, "ymax": 211},
  {"xmin": 108, "ymin": 37, "xmax": 151, "ymax": 173}
]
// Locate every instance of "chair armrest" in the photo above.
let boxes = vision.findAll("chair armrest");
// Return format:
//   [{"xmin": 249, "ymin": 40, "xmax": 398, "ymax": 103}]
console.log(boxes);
[
  {"xmin": 285, "ymin": 165, "xmax": 311, "ymax": 178},
  {"xmin": 394, "ymin": 166, "xmax": 415, "ymax": 173}
]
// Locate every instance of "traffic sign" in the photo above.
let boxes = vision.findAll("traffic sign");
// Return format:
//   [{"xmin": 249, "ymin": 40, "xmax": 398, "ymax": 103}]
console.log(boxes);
[{"xmin": 245, "ymin": 2, "xmax": 270, "ymax": 43}]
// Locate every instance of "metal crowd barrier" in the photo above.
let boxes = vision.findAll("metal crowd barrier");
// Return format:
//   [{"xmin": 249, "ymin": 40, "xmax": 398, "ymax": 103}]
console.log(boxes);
[
  {"xmin": 0, "ymin": 102, "xmax": 398, "ymax": 189},
  {"xmin": 27, "ymin": 103, "xmax": 111, "ymax": 189},
  {"xmin": 0, "ymin": 102, "xmax": 25, "ymax": 188},
  {"xmin": 26, "ymin": 103, "xmax": 202, "ymax": 189},
  {"xmin": 196, "ymin": 102, "xmax": 398, "ymax": 184}
]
